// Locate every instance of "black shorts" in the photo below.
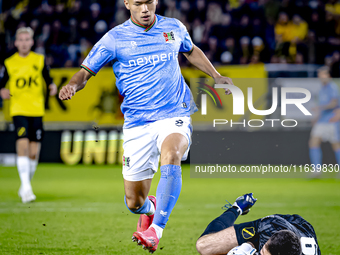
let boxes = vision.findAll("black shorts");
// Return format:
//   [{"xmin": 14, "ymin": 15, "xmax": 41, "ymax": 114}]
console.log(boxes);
[
  {"xmin": 12, "ymin": 116, "xmax": 44, "ymax": 142},
  {"xmin": 234, "ymin": 219, "xmax": 261, "ymax": 248}
]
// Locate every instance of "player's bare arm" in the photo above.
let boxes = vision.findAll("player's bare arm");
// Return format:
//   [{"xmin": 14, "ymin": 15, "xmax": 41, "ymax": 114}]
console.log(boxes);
[
  {"xmin": 183, "ymin": 45, "xmax": 232, "ymax": 95},
  {"xmin": 196, "ymin": 226, "xmax": 239, "ymax": 255},
  {"xmin": 59, "ymin": 68, "xmax": 92, "ymax": 100},
  {"xmin": 198, "ymin": 235, "xmax": 256, "ymax": 255}
]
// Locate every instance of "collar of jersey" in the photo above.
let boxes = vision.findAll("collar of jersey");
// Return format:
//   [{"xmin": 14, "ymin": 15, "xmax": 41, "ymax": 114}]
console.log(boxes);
[{"xmin": 130, "ymin": 15, "xmax": 157, "ymax": 32}]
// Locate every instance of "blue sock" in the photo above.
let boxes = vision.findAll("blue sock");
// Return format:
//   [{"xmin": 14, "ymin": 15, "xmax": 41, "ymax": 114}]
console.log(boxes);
[
  {"xmin": 124, "ymin": 195, "xmax": 152, "ymax": 214},
  {"xmin": 335, "ymin": 149, "xmax": 340, "ymax": 165},
  {"xmin": 153, "ymin": 164, "xmax": 182, "ymax": 229},
  {"xmin": 309, "ymin": 147, "xmax": 322, "ymax": 166}
]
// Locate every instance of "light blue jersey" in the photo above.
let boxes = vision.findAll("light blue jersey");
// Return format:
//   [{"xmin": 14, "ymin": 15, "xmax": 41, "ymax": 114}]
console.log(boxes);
[
  {"xmin": 318, "ymin": 82, "xmax": 340, "ymax": 123},
  {"xmin": 81, "ymin": 15, "xmax": 197, "ymax": 128}
]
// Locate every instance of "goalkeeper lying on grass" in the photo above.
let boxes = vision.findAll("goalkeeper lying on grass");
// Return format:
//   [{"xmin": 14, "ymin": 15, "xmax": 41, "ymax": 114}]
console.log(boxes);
[{"xmin": 196, "ymin": 193, "xmax": 320, "ymax": 255}]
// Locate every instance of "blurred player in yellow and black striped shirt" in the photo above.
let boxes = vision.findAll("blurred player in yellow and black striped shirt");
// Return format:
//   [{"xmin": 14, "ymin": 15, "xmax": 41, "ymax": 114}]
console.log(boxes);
[{"xmin": 0, "ymin": 27, "xmax": 57, "ymax": 203}]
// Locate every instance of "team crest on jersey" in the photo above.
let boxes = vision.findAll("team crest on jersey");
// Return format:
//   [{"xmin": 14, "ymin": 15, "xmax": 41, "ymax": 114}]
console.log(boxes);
[
  {"xmin": 123, "ymin": 156, "xmax": 130, "ymax": 167},
  {"xmin": 242, "ymin": 227, "xmax": 255, "ymax": 239},
  {"xmin": 163, "ymin": 31, "xmax": 175, "ymax": 43}
]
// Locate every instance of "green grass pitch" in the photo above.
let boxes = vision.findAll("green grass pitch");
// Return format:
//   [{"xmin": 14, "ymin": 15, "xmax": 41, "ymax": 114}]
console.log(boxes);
[{"xmin": 0, "ymin": 164, "xmax": 340, "ymax": 254}]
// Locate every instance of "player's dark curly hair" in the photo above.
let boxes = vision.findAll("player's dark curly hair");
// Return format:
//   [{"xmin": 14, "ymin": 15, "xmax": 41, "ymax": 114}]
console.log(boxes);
[{"xmin": 266, "ymin": 230, "xmax": 302, "ymax": 255}]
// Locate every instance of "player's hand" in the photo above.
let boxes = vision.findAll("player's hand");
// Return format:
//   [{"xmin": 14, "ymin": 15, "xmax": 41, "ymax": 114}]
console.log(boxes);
[
  {"xmin": 59, "ymin": 84, "xmax": 77, "ymax": 100},
  {"xmin": 49, "ymin": 83, "xmax": 58, "ymax": 96},
  {"xmin": 227, "ymin": 243, "xmax": 257, "ymax": 255},
  {"xmin": 0, "ymin": 88, "xmax": 11, "ymax": 99},
  {"xmin": 214, "ymin": 75, "xmax": 233, "ymax": 95}
]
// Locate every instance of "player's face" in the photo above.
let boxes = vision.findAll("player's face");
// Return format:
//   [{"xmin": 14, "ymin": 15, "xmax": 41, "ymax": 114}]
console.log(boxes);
[
  {"xmin": 124, "ymin": 0, "xmax": 158, "ymax": 26},
  {"xmin": 15, "ymin": 33, "xmax": 34, "ymax": 56},
  {"xmin": 318, "ymin": 70, "xmax": 330, "ymax": 85}
]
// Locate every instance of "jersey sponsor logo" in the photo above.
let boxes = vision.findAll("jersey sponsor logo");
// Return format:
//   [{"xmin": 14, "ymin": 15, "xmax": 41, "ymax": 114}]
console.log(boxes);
[
  {"xmin": 182, "ymin": 102, "xmax": 187, "ymax": 108},
  {"xmin": 128, "ymin": 51, "xmax": 179, "ymax": 67},
  {"xmin": 131, "ymin": 41, "xmax": 137, "ymax": 48},
  {"xmin": 17, "ymin": 127, "xmax": 26, "ymax": 137},
  {"xmin": 175, "ymin": 119, "xmax": 183, "ymax": 127},
  {"xmin": 16, "ymin": 76, "xmax": 39, "ymax": 88},
  {"xmin": 163, "ymin": 31, "xmax": 175, "ymax": 43},
  {"xmin": 242, "ymin": 227, "xmax": 255, "ymax": 239}
]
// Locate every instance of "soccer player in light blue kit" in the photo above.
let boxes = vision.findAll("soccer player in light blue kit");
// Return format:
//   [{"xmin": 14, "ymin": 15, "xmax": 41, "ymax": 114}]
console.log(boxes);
[
  {"xmin": 59, "ymin": 0, "xmax": 232, "ymax": 252},
  {"xmin": 309, "ymin": 66, "xmax": 340, "ymax": 176}
]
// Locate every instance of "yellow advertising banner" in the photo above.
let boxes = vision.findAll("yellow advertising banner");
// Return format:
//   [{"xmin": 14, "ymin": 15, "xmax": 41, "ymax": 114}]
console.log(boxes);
[
  {"xmin": 60, "ymin": 130, "xmax": 124, "ymax": 165},
  {"xmin": 46, "ymin": 68, "xmax": 124, "ymax": 124},
  {"xmin": 3, "ymin": 64, "xmax": 268, "ymax": 125}
]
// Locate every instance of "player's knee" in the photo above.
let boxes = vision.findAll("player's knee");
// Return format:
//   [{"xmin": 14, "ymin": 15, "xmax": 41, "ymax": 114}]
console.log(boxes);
[
  {"xmin": 309, "ymin": 137, "xmax": 320, "ymax": 147},
  {"xmin": 162, "ymin": 149, "xmax": 182, "ymax": 165},
  {"xmin": 16, "ymin": 142, "xmax": 29, "ymax": 156},
  {"xmin": 125, "ymin": 197, "xmax": 144, "ymax": 212},
  {"xmin": 308, "ymin": 139, "xmax": 313, "ymax": 148}
]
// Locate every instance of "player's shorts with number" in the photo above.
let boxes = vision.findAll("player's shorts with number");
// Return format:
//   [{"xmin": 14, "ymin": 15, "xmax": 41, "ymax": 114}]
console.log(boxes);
[
  {"xmin": 13, "ymin": 116, "xmax": 44, "ymax": 142},
  {"xmin": 122, "ymin": 116, "xmax": 192, "ymax": 181},
  {"xmin": 311, "ymin": 122, "xmax": 340, "ymax": 143}
]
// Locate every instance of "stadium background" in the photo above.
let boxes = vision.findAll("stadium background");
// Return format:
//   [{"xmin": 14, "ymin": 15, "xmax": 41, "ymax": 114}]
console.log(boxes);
[{"xmin": 0, "ymin": 0, "xmax": 340, "ymax": 254}]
